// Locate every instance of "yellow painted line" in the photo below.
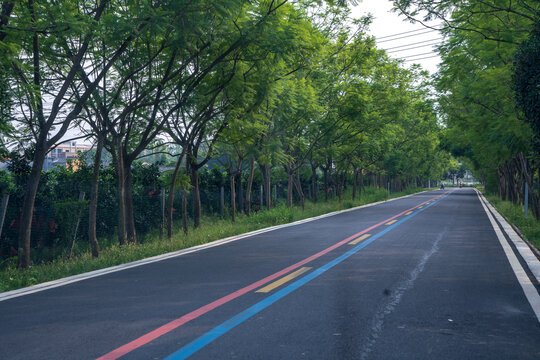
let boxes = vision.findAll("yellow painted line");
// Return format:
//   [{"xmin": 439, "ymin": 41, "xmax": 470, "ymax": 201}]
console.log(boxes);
[
  {"xmin": 405, "ymin": 211, "xmax": 413, "ymax": 215},
  {"xmin": 386, "ymin": 219, "xmax": 398, "ymax": 225},
  {"xmin": 349, "ymin": 233, "xmax": 371, "ymax": 245},
  {"xmin": 418, "ymin": 206, "xmax": 423, "ymax": 209},
  {"xmin": 256, "ymin": 267, "xmax": 312, "ymax": 293}
]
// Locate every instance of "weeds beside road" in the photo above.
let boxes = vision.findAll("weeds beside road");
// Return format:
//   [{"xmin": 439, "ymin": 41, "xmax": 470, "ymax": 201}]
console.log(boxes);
[{"xmin": 485, "ymin": 194, "xmax": 540, "ymax": 251}]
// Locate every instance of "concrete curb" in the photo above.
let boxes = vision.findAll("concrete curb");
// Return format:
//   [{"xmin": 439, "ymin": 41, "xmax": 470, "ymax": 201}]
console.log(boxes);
[
  {"xmin": 475, "ymin": 189, "xmax": 540, "ymax": 283},
  {"xmin": 508, "ymin": 222, "xmax": 540, "ymax": 260},
  {"xmin": 0, "ymin": 190, "xmax": 430, "ymax": 302}
]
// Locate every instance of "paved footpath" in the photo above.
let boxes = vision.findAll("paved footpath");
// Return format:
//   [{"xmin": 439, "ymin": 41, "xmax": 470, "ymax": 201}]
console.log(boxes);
[{"xmin": 0, "ymin": 188, "xmax": 539, "ymax": 359}]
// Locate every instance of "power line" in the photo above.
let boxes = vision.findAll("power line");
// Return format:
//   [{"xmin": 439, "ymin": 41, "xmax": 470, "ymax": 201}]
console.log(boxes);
[
  {"xmin": 382, "ymin": 38, "xmax": 442, "ymax": 51},
  {"xmin": 377, "ymin": 29, "xmax": 439, "ymax": 44},
  {"xmin": 386, "ymin": 42, "xmax": 441, "ymax": 54},
  {"xmin": 402, "ymin": 55, "xmax": 441, "ymax": 62},
  {"xmin": 377, "ymin": 27, "xmax": 440, "ymax": 40},
  {"xmin": 397, "ymin": 51, "xmax": 437, "ymax": 59},
  {"xmin": 373, "ymin": 28, "xmax": 443, "ymax": 66}
]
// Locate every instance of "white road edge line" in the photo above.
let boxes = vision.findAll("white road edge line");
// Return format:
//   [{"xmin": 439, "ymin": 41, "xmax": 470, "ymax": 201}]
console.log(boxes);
[
  {"xmin": 475, "ymin": 190, "xmax": 540, "ymax": 283},
  {"xmin": 0, "ymin": 190, "xmax": 431, "ymax": 302},
  {"xmin": 475, "ymin": 189, "xmax": 540, "ymax": 322}
]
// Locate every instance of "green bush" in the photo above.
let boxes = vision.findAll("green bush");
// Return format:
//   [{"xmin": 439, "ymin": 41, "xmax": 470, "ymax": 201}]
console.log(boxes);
[{"xmin": 52, "ymin": 199, "xmax": 89, "ymax": 248}]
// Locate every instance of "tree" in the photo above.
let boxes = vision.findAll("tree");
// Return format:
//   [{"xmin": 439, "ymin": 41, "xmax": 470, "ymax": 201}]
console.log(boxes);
[
  {"xmin": 426, "ymin": 0, "xmax": 539, "ymax": 216},
  {"xmin": 165, "ymin": 0, "xmax": 323, "ymax": 231},
  {"xmin": 392, "ymin": 0, "xmax": 539, "ymax": 44},
  {"xmin": 7, "ymin": 0, "xmax": 144, "ymax": 268},
  {"xmin": 514, "ymin": 19, "xmax": 540, "ymax": 158}
]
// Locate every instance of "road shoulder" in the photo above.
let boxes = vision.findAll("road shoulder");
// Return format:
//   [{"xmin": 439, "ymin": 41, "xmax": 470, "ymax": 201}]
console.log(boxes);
[{"xmin": 475, "ymin": 188, "xmax": 540, "ymax": 321}]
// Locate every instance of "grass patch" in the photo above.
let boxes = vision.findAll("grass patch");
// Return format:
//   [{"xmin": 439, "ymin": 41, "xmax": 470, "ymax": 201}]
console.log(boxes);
[
  {"xmin": 0, "ymin": 186, "xmax": 424, "ymax": 293},
  {"xmin": 484, "ymin": 194, "xmax": 540, "ymax": 251}
]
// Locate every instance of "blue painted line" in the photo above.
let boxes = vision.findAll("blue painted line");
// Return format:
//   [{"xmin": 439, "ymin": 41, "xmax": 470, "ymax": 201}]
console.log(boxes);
[{"xmin": 165, "ymin": 191, "xmax": 452, "ymax": 360}]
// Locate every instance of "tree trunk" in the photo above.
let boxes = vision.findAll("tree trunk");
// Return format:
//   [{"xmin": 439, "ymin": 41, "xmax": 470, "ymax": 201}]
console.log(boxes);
[
  {"xmin": 509, "ymin": 162, "xmax": 518, "ymax": 204},
  {"xmin": 69, "ymin": 192, "xmax": 86, "ymax": 259},
  {"xmin": 88, "ymin": 136, "xmax": 103, "ymax": 257},
  {"xmin": 287, "ymin": 170, "xmax": 293, "ymax": 208},
  {"xmin": 113, "ymin": 145, "xmax": 127, "ymax": 245},
  {"xmin": 502, "ymin": 166, "xmax": 508, "ymax": 200},
  {"xmin": 191, "ymin": 164, "xmax": 201, "ymax": 228},
  {"xmin": 259, "ymin": 184, "xmax": 263, "ymax": 210},
  {"xmin": 265, "ymin": 166, "xmax": 271, "ymax": 210},
  {"xmin": 124, "ymin": 163, "xmax": 137, "ymax": 244},
  {"xmin": 323, "ymin": 168, "xmax": 329, "ymax": 201},
  {"xmin": 0, "ymin": 194, "xmax": 9, "ymax": 247},
  {"xmin": 518, "ymin": 153, "xmax": 540, "ymax": 219},
  {"xmin": 359, "ymin": 169, "xmax": 365, "ymax": 194},
  {"xmin": 508, "ymin": 163, "xmax": 517, "ymax": 203},
  {"xmin": 0, "ymin": 2, "xmax": 16, "ymax": 43},
  {"xmin": 237, "ymin": 172, "xmax": 243, "ymax": 214},
  {"xmin": 352, "ymin": 168, "xmax": 358, "ymax": 201},
  {"xmin": 230, "ymin": 173, "xmax": 236, "ymax": 223},
  {"xmin": 17, "ymin": 3, "xmax": 45, "ymax": 268},
  {"xmin": 182, "ymin": 190, "xmax": 188, "ymax": 235},
  {"xmin": 537, "ymin": 166, "xmax": 540, "ymax": 212},
  {"xmin": 498, "ymin": 167, "xmax": 505, "ymax": 200},
  {"xmin": 246, "ymin": 157, "xmax": 254, "ymax": 215},
  {"xmin": 311, "ymin": 163, "xmax": 318, "ymax": 203},
  {"xmin": 338, "ymin": 172, "xmax": 344, "ymax": 202},
  {"xmin": 259, "ymin": 163, "xmax": 271, "ymax": 210},
  {"xmin": 17, "ymin": 143, "xmax": 47, "ymax": 268},
  {"xmin": 294, "ymin": 168, "xmax": 305, "ymax": 210},
  {"xmin": 166, "ymin": 152, "xmax": 185, "ymax": 239}
]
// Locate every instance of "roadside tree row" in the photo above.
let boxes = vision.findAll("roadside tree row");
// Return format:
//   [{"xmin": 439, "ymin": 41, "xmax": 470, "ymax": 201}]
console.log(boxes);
[
  {"xmin": 0, "ymin": 0, "xmax": 449, "ymax": 268},
  {"xmin": 394, "ymin": 0, "xmax": 540, "ymax": 216}
]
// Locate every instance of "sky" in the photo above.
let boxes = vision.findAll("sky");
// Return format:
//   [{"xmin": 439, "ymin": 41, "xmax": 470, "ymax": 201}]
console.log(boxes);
[{"xmin": 351, "ymin": 0, "xmax": 442, "ymax": 74}]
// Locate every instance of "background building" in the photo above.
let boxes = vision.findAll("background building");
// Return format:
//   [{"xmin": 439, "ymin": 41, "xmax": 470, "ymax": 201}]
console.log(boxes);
[{"xmin": 44, "ymin": 142, "xmax": 92, "ymax": 171}]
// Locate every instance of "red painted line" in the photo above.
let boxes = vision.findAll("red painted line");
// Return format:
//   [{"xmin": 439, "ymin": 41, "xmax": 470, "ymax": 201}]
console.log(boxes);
[{"xmin": 97, "ymin": 193, "xmax": 443, "ymax": 360}]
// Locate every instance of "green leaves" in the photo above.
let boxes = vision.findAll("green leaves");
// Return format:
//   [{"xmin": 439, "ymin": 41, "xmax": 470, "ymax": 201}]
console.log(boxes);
[
  {"xmin": 514, "ymin": 19, "xmax": 540, "ymax": 143},
  {"xmin": 412, "ymin": 0, "xmax": 539, "ymax": 191}
]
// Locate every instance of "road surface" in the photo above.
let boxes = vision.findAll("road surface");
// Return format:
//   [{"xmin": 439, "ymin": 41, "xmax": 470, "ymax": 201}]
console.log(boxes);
[{"xmin": 1, "ymin": 188, "xmax": 539, "ymax": 359}]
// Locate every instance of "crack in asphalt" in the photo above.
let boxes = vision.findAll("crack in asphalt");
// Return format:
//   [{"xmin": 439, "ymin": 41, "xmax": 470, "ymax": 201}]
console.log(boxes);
[{"xmin": 359, "ymin": 228, "xmax": 448, "ymax": 360}]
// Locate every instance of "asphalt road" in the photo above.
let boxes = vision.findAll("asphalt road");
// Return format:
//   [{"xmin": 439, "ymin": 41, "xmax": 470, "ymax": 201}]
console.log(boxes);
[{"xmin": 0, "ymin": 188, "xmax": 539, "ymax": 360}]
